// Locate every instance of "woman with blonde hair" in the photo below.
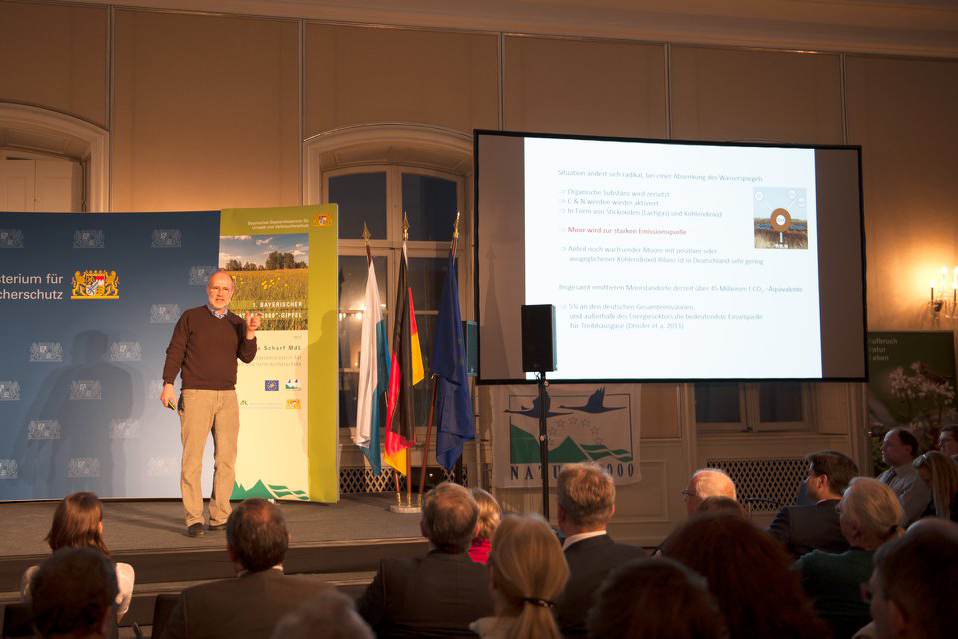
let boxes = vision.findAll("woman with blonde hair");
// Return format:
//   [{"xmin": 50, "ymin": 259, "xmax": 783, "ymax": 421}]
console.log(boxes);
[
  {"xmin": 470, "ymin": 513, "xmax": 569, "ymax": 639},
  {"xmin": 20, "ymin": 492, "xmax": 135, "ymax": 620},
  {"xmin": 468, "ymin": 487, "xmax": 501, "ymax": 564},
  {"xmin": 795, "ymin": 477, "xmax": 904, "ymax": 639},
  {"xmin": 914, "ymin": 450, "xmax": 958, "ymax": 521}
]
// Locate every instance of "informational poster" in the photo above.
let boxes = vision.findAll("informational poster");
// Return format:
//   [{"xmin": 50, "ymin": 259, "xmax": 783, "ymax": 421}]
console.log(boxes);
[
  {"xmin": 0, "ymin": 212, "xmax": 220, "ymax": 499},
  {"xmin": 867, "ymin": 331, "xmax": 957, "ymax": 451},
  {"xmin": 490, "ymin": 383, "xmax": 640, "ymax": 488},
  {"xmin": 220, "ymin": 206, "xmax": 339, "ymax": 503},
  {"xmin": 0, "ymin": 207, "xmax": 339, "ymax": 502}
]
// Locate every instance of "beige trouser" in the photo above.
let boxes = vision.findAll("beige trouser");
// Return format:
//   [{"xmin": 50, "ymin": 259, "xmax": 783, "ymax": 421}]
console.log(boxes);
[{"xmin": 178, "ymin": 389, "xmax": 239, "ymax": 527}]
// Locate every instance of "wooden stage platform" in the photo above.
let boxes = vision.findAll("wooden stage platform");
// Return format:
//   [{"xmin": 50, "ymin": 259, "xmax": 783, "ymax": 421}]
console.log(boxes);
[{"xmin": 0, "ymin": 494, "xmax": 428, "ymax": 636}]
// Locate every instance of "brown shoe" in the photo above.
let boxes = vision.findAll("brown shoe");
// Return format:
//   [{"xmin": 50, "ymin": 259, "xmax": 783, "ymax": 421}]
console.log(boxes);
[
  {"xmin": 187, "ymin": 523, "xmax": 206, "ymax": 537},
  {"xmin": 208, "ymin": 523, "xmax": 226, "ymax": 531}
]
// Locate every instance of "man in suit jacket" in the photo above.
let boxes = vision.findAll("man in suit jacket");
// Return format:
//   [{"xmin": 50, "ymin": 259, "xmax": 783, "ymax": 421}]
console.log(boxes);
[
  {"xmin": 162, "ymin": 498, "xmax": 331, "ymax": 639},
  {"xmin": 555, "ymin": 463, "xmax": 646, "ymax": 637},
  {"xmin": 768, "ymin": 450, "xmax": 859, "ymax": 558},
  {"xmin": 357, "ymin": 482, "xmax": 494, "ymax": 638}
]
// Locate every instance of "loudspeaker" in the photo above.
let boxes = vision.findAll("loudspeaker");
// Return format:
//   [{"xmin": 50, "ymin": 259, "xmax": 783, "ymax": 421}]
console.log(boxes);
[{"xmin": 521, "ymin": 304, "xmax": 556, "ymax": 372}]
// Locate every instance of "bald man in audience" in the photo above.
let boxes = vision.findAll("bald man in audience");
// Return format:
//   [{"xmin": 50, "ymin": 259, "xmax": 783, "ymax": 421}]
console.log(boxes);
[
  {"xmin": 555, "ymin": 462, "xmax": 646, "ymax": 637},
  {"xmin": 683, "ymin": 468, "xmax": 737, "ymax": 516}
]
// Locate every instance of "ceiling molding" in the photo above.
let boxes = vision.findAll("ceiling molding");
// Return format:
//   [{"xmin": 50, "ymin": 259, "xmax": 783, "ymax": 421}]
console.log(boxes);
[{"xmin": 42, "ymin": 0, "xmax": 958, "ymax": 58}]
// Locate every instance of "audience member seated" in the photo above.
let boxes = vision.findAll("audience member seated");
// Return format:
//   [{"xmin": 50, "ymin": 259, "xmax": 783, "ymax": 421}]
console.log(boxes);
[
  {"xmin": 357, "ymin": 482, "xmax": 493, "ymax": 637},
  {"xmin": 696, "ymin": 496, "xmax": 746, "ymax": 517},
  {"xmin": 913, "ymin": 450, "xmax": 958, "ymax": 522},
  {"xmin": 161, "ymin": 498, "xmax": 331, "ymax": 639},
  {"xmin": 682, "ymin": 468, "xmax": 737, "ymax": 515},
  {"xmin": 653, "ymin": 468, "xmax": 738, "ymax": 557},
  {"xmin": 664, "ymin": 512, "xmax": 829, "ymax": 639},
  {"xmin": 794, "ymin": 477, "xmax": 903, "ymax": 639},
  {"xmin": 468, "ymin": 487, "xmax": 501, "ymax": 564},
  {"xmin": 862, "ymin": 518, "xmax": 958, "ymax": 639},
  {"xmin": 938, "ymin": 424, "xmax": 958, "ymax": 461},
  {"xmin": 30, "ymin": 546, "xmax": 118, "ymax": 639},
  {"xmin": 469, "ymin": 513, "xmax": 569, "ymax": 639},
  {"xmin": 877, "ymin": 428, "xmax": 931, "ymax": 525},
  {"xmin": 21, "ymin": 492, "xmax": 134, "ymax": 621},
  {"xmin": 270, "ymin": 590, "xmax": 373, "ymax": 639},
  {"xmin": 586, "ymin": 557, "xmax": 727, "ymax": 639},
  {"xmin": 769, "ymin": 450, "xmax": 859, "ymax": 558},
  {"xmin": 553, "ymin": 462, "xmax": 646, "ymax": 637}
]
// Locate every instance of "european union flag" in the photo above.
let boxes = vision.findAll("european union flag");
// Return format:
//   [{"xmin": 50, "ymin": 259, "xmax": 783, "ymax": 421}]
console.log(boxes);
[
  {"xmin": 430, "ymin": 249, "xmax": 474, "ymax": 471},
  {"xmin": 265, "ymin": 380, "xmax": 279, "ymax": 391}
]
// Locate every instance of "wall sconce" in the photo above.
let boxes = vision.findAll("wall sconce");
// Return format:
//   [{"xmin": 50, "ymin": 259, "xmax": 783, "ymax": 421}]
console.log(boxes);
[{"xmin": 929, "ymin": 265, "xmax": 958, "ymax": 319}]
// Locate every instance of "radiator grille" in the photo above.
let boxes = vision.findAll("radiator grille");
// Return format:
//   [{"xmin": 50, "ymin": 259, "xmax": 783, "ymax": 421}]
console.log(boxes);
[
  {"xmin": 339, "ymin": 466, "xmax": 468, "ymax": 494},
  {"xmin": 707, "ymin": 457, "xmax": 806, "ymax": 513}
]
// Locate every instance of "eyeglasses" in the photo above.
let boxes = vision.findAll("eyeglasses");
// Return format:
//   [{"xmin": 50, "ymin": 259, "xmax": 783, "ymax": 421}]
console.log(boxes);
[
  {"xmin": 880, "ymin": 442, "xmax": 906, "ymax": 450},
  {"xmin": 681, "ymin": 490, "xmax": 697, "ymax": 500}
]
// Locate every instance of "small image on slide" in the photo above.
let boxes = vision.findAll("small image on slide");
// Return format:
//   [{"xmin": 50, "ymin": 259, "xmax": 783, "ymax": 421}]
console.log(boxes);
[{"xmin": 753, "ymin": 187, "xmax": 808, "ymax": 250}]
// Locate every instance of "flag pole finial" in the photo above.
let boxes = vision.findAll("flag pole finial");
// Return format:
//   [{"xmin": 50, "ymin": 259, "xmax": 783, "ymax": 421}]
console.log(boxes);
[
  {"xmin": 362, "ymin": 222, "xmax": 370, "ymax": 243},
  {"xmin": 452, "ymin": 211, "xmax": 460, "ymax": 240},
  {"xmin": 402, "ymin": 212, "xmax": 409, "ymax": 242}
]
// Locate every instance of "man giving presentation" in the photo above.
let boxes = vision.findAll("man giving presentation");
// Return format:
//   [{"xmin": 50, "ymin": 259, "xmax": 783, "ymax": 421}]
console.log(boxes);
[{"xmin": 160, "ymin": 270, "xmax": 261, "ymax": 537}]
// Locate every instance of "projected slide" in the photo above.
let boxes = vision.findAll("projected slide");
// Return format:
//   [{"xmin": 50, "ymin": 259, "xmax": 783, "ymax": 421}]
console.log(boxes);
[
  {"xmin": 476, "ymin": 131, "xmax": 865, "ymax": 382},
  {"xmin": 522, "ymin": 138, "xmax": 821, "ymax": 379}
]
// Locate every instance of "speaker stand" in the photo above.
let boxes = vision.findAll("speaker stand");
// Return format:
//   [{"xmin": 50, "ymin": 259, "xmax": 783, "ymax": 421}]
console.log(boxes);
[{"xmin": 537, "ymin": 372, "xmax": 550, "ymax": 521}]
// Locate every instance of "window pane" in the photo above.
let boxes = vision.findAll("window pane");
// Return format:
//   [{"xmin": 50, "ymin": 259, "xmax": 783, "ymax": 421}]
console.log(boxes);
[
  {"xmin": 759, "ymin": 382, "xmax": 804, "ymax": 422},
  {"xmin": 407, "ymin": 257, "xmax": 447, "ymax": 312},
  {"xmin": 329, "ymin": 172, "xmax": 387, "ymax": 240},
  {"xmin": 413, "ymin": 314, "xmax": 438, "ymax": 426},
  {"xmin": 694, "ymin": 383, "xmax": 741, "ymax": 423},
  {"xmin": 340, "ymin": 371, "xmax": 358, "ymax": 428},
  {"xmin": 402, "ymin": 173, "xmax": 458, "ymax": 241},
  {"xmin": 338, "ymin": 256, "xmax": 387, "ymax": 372}
]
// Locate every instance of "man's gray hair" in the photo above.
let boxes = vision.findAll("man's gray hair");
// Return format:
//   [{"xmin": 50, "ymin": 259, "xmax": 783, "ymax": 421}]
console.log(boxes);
[{"xmin": 557, "ymin": 462, "xmax": 615, "ymax": 527}]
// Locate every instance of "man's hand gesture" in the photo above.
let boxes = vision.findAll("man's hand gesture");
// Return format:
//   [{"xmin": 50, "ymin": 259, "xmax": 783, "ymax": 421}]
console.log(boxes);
[{"xmin": 245, "ymin": 312, "xmax": 262, "ymax": 340}]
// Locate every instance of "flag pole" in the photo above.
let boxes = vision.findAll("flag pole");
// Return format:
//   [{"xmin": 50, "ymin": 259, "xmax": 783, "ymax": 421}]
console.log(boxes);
[
  {"xmin": 366, "ymin": 222, "xmax": 401, "ymax": 503},
  {"xmin": 401, "ymin": 214, "xmax": 414, "ymax": 508},
  {"xmin": 418, "ymin": 212, "xmax": 460, "ymax": 505}
]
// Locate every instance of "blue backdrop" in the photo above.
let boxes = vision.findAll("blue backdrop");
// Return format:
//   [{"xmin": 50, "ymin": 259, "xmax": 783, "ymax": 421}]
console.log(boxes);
[{"xmin": 0, "ymin": 212, "xmax": 220, "ymax": 499}]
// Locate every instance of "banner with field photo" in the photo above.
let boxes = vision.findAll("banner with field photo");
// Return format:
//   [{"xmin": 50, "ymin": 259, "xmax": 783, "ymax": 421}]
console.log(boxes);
[
  {"xmin": 490, "ymin": 383, "xmax": 641, "ymax": 488},
  {"xmin": 220, "ymin": 205, "xmax": 339, "ymax": 503}
]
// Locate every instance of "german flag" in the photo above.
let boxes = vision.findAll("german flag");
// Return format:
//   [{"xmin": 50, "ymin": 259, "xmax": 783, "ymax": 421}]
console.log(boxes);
[{"xmin": 384, "ymin": 241, "xmax": 424, "ymax": 474}]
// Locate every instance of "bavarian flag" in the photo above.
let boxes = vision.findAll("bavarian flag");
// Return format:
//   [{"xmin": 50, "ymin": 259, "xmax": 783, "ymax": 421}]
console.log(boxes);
[
  {"xmin": 384, "ymin": 242, "xmax": 424, "ymax": 474},
  {"xmin": 354, "ymin": 258, "xmax": 389, "ymax": 475},
  {"xmin": 431, "ymin": 248, "xmax": 474, "ymax": 471}
]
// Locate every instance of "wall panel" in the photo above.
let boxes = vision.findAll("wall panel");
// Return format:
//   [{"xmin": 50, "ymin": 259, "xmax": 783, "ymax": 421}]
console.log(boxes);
[
  {"xmin": 670, "ymin": 46, "xmax": 843, "ymax": 144},
  {"xmin": 845, "ymin": 56, "xmax": 958, "ymax": 330},
  {"xmin": 503, "ymin": 36, "xmax": 667, "ymax": 138},
  {"xmin": 0, "ymin": 1, "xmax": 108, "ymax": 127},
  {"xmin": 113, "ymin": 10, "xmax": 299, "ymax": 211},
  {"xmin": 304, "ymin": 24, "xmax": 498, "ymax": 137}
]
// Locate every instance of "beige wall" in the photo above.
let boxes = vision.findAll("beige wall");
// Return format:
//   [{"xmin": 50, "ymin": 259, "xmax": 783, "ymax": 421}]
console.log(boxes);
[
  {"xmin": 112, "ymin": 10, "xmax": 300, "ymax": 211},
  {"xmin": 0, "ymin": 1, "xmax": 108, "ymax": 127},
  {"xmin": 846, "ymin": 55, "xmax": 958, "ymax": 330},
  {"xmin": 503, "ymin": 36, "xmax": 667, "ymax": 138},
  {"xmin": 304, "ymin": 24, "xmax": 498, "ymax": 137}
]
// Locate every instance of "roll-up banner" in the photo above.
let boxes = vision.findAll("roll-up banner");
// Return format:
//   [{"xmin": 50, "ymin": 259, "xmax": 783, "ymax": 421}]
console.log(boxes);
[{"xmin": 0, "ymin": 205, "xmax": 338, "ymax": 502}]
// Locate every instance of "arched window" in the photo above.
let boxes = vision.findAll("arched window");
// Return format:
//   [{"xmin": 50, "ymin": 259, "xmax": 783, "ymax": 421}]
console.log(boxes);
[{"xmin": 305, "ymin": 124, "xmax": 473, "ymax": 438}]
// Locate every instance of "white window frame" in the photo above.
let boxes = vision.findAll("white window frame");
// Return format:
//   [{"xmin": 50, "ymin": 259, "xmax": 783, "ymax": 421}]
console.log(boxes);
[{"xmin": 695, "ymin": 382, "xmax": 813, "ymax": 433}]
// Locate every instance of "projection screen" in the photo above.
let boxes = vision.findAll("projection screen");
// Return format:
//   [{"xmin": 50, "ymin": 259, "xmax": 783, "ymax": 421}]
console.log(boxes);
[{"xmin": 475, "ymin": 130, "xmax": 866, "ymax": 383}]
